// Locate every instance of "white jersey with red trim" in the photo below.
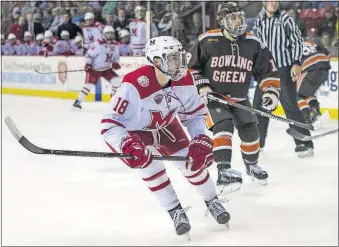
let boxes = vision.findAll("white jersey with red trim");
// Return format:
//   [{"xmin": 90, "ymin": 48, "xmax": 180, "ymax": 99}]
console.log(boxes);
[
  {"xmin": 101, "ymin": 65, "xmax": 207, "ymax": 152},
  {"xmin": 85, "ymin": 39, "xmax": 120, "ymax": 70},
  {"xmin": 119, "ymin": 43, "xmax": 133, "ymax": 56},
  {"xmin": 2, "ymin": 41, "xmax": 22, "ymax": 55},
  {"xmin": 54, "ymin": 40, "xmax": 72, "ymax": 55},
  {"xmin": 129, "ymin": 19, "xmax": 159, "ymax": 55},
  {"xmin": 20, "ymin": 41, "xmax": 37, "ymax": 55},
  {"xmin": 82, "ymin": 22, "xmax": 104, "ymax": 49}
]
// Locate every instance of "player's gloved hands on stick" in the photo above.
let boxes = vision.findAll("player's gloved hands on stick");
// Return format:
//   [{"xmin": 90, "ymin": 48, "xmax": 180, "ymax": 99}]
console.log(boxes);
[
  {"xmin": 112, "ymin": 62, "xmax": 121, "ymax": 70},
  {"xmin": 198, "ymin": 85, "xmax": 213, "ymax": 104},
  {"xmin": 262, "ymin": 87, "xmax": 280, "ymax": 111},
  {"xmin": 121, "ymin": 135, "xmax": 153, "ymax": 169},
  {"xmin": 187, "ymin": 134, "xmax": 214, "ymax": 171},
  {"xmin": 84, "ymin": 64, "xmax": 93, "ymax": 72}
]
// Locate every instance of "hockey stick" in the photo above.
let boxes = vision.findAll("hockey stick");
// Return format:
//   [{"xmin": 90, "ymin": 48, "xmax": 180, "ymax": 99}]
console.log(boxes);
[
  {"xmin": 286, "ymin": 127, "xmax": 339, "ymax": 141},
  {"xmin": 34, "ymin": 69, "xmax": 84, "ymax": 74},
  {"xmin": 4, "ymin": 116, "xmax": 188, "ymax": 162},
  {"xmin": 207, "ymin": 92, "xmax": 318, "ymax": 131}
]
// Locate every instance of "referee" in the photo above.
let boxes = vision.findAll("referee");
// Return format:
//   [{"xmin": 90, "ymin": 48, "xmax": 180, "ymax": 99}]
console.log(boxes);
[{"xmin": 252, "ymin": 0, "xmax": 314, "ymax": 158}]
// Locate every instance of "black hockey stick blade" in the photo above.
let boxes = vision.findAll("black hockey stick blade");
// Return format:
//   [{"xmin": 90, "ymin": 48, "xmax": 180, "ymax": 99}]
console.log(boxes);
[
  {"xmin": 5, "ymin": 116, "xmax": 188, "ymax": 161},
  {"xmin": 286, "ymin": 127, "xmax": 339, "ymax": 141},
  {"xmin": 34, "ymin": 69, "xmax": 84, "ymax": 74},
  {"xmin": 207, "ymin": 92, "xmax": 316, "ymax": 131}
]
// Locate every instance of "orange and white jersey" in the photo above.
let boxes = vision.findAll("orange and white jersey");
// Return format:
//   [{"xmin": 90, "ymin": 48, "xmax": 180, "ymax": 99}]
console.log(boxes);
[
  {"xmin": 84, "ymin": 39, "xmax": 120, "ymax": 70},
  {"xmin": 101, "ymin": 65, "xmax": 207, "ymax": 152},
  {"xmin": 301, "ymin": 41, "xmax": 331, "ymax": 72}
]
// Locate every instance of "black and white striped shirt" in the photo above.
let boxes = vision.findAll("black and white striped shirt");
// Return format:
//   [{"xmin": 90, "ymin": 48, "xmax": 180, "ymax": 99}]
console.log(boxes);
[{"xmin": 252, "ymin": 9, "xmax": 303, "ymax": 68}]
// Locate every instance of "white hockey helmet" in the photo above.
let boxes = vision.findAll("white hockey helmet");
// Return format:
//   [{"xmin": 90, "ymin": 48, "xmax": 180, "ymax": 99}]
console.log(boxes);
[
  {"xmin": 74, "ymin": 35, "xmax": 83, "ymax": 47},
  {"xmin": 61, "ymin": 30, "xmax": 70, "ymax": 40},
  {"xmin": 145, "ymin": 36, "xmax": 187, "ymax": 81},
  {"xmin": 119, "ymin": 29, "xmax": 130, "ymax": 39},
  {"xmin": 36, "ymin": 33, "xmax": 44, "ymax": 41},
  {"xmin": 23, "ymin": 31, "xmax": 32, "ymax": 42},
  {"xmin": 84, "ymin": 12, "xmax": 94, "ymax": 21},
  {"xmin": 134, "ymin": 5, "xmax": 146, "ymax": 19},
  {"xmin": 103, "ymin": 25, "xmax": 115, "ymax": 41},
  {"xmin": 8, "ymin": 33, "xmax": 16, "ymax": 40}
]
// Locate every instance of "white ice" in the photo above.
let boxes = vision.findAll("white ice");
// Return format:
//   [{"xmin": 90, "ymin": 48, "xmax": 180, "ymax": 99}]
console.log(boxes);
[{"xmin": 2, "ymin": 95, "xmax": 338, "ymax": 246}]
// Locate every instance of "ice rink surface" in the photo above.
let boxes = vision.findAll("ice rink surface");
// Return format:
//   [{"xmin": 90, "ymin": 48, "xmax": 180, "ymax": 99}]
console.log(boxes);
[{"xmin": 2, "ymin": 95, "xmax": 338, "ymax": 246}]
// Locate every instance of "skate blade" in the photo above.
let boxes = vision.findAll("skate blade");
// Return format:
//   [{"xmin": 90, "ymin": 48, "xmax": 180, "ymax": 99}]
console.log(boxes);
[
  {"xmin": 186, "ymin": 232, "xmax": 191, "ymax": 241},
  {"xmin": 297, "ymin": 149, "xmax": 314, "ymax": 158},
  {"xmin": 71, "ymin": 107, "xmax": 82, "ymax": 111},
  {"xmin": 225, "ymin": 222, "xmax": 230, "ymax": 230},
  {"xmin": 313, "ymin": 110, "xmax": 330, "ymax": 130},
  {"xmin": 248, "ymin": 176, "xmax": 268, "ymax": 185},
  {"xmin": 217, "ymin": 182, "xmax": 242, "ymax": 195}
]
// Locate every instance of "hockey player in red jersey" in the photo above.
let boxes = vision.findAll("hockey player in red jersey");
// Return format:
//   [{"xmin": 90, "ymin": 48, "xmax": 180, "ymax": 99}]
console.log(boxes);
[
  {"xmin": 297, "ymin": 40, "xmax": 331, "ymax": 124},
  {"xmin": 101, "ymin": 36, "xmax": 230, "ymax": 237},
  {"xmin": 188, "ymin": 2, "xmax": 281, "ymax": 194},
  {"xmin": 73, "ymin": 26, "xmax": 121, "ymax": 110}
]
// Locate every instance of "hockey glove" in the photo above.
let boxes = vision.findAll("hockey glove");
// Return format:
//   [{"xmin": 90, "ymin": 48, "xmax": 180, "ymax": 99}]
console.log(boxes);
[
  {"xmin": 187, "ymin": 134, "xmax": 214, "ymax": 171},
  {"xmin": 198, "ymin": 85, "xmax": 213, "ymax": 105},
  {"xmin": 121, "ymin": 135, "xmax": 153, "ymax": 169},
  {"xmin": 112, "ymin": 62, "xmax": 121, "ymax": 70},
  {"xmin": 84, "ymin": 64, "xmax": 93, "ymax": 72},
  {"xmin": 262, "ymin": 87, "xmax": 280, "ymax": 111}
]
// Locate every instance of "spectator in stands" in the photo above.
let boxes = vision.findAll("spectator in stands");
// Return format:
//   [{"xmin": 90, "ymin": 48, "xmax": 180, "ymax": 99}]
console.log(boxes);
[
  {"xmin": 104, "ymin": 14, "xmax": 114, "ymax": 26},
  {"xmin": 125, "ymin": 3, "xmax": 135, "ymax": 19},
  {"xmin": 190, "ymin": 12, "xmax": 204, "ymax": 38},
  {"xmin": 320, "ymin": 32, "xmax": 338, "ymax": 56},
  {"xmin": 319, "ymin": 5, "xmax": 337, "ymax": 40},
  {"xmin": 49, "ymin": 7, "xmax": 64, "ymax": 34},
  {"xmin": 41, "ymin": 8, "xmax": 54, "ymax": 30},
  {"xmin": 70, "ymin": 8, "xmax": 83, "ymax": 27},
  {"xmin": 101, "ymin": 1, "xmax": 117, "ymax": 18},
  {"xmin": 285, "ymin": 7, "xmax": 307, "ymax": 38},
  {"xmin": 172, "ymin": 16, "xmax": 190, "ymax": 51},
  {"xmin": 9, "ymin": 16, "xmax": 25, "ymax": 41},
  {"xmin": 57, "ymin": 10, "xmax": 83, "ymax": 39},
  {"xmin": 21, "ymin": 12, "xmax": 44, "ymax": 40},
  {"xmin": 113, "ymin": 7, "xmax": 131, "ymax": 38}
]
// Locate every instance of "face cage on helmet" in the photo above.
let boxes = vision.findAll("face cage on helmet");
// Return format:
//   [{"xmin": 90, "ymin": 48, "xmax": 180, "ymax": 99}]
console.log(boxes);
[
  {"xmin": 160, "ymin": 51, "xmax": 188, "ymax": 81},
  {"xmin": 61, "ymin": 35, "xmax": 70, "ymax": 40},
  {"xmin": 218, "ymin": 11, "xmax": 247, "ymax": 38},
  {"xmin": 104, "ymin": 32, "xmax": 115, "ymax": 41}
]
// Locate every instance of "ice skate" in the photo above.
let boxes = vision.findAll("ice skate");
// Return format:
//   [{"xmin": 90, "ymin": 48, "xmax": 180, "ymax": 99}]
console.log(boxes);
[
  {"xmin": 205, "ymin": 196, "xmax": 230, "ymax": 229},
  {"xmin": 246, "ymin": 164, "xmax": 268, "ymax": 185},
  {"xmin": 72, "ymin": 100, "xmax": 82, "ymax": 111},
  {"xmin": 312, "ymin": 110, "xmax": 330, "ymax": 130},
  {"xmin": 216, "ymin": 163, "xmax": 242, "ymax": 194},
  {"xmin": 295, "ymin": 144, "xmax": 314, "ymax": 158},
  {"xmin": 168, "ymin": 204, "xmax": 191, "ymax": 240}
]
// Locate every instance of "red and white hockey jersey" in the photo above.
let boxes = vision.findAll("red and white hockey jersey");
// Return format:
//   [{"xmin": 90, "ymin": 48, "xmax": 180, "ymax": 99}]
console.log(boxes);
[
  {"xmin": 84, "ymin": 39, "xmax": 120, "ymax": 70},
  {"xmin": 54, "ymin": 40, "xmax": 72, "ymax": 55},
  {"xmin": 2, "ymin": 41, "xmax": 22, "ymax": 55},
  {"xmin": 20, "ymin": 41, "xmax": 37, "ymax": 55},
  {"xmin": 101, "ymin": 65, "xmax": 207, "ymax": 152},
  {"xmin": 129, "ymin": 19, "xmax": 159, "ymax": 55},
  {"xmin": 82, "ymin": 22, "xmax": 104, "ymax": 49},
  {"xmin": 119, "ymin": 43, "xmax": 133, "ymax": 56}
]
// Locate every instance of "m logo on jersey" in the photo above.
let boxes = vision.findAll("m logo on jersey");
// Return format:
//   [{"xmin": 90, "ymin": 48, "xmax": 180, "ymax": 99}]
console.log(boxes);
[
  {"xmin": 144, "ymin": 108, "xmax": 177, "ymax": 129},
  {"xmin": 106, "ymin": 53, "xmax": 113, "ymax": 62},
  {"xmin": 131, "ymin": 28, "xmax": 137, "ymax": 36}
]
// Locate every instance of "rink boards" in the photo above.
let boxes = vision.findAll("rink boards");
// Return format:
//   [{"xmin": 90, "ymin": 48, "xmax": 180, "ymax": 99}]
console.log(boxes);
[{"xmin": 1, "ymin": 56, "xmax": 338, "ymax": 119}]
